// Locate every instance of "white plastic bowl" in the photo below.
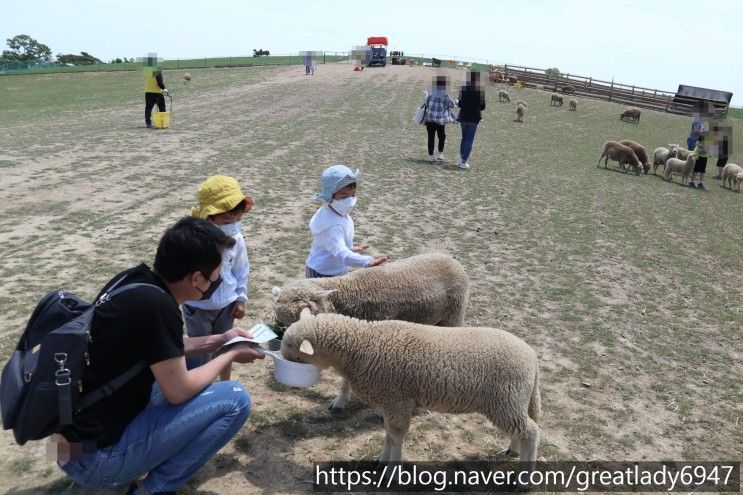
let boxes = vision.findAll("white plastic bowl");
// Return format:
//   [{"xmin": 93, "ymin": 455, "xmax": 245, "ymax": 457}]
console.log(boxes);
[{"xmin": 261, "ymin": 349, "xmax": 320, "ymax": 388}]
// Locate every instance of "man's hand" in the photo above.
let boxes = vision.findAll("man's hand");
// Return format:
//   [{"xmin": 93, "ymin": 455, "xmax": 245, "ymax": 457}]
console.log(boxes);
[
  {"xmin": 163, "ymin": 88, "xmax": 169, "ymax": 95},
  {"xmin": 351, "ymin": 243, "xmax": 370, "ymax": 253},
  {"xmin": 228, "ymin": 343, "xmax": 265, "ymax": 364},
  {"xmin": 222, "ymin": 327, "xmax": 253, "ymax": 344},
  {"xmin": 231, "ymin": 301, "xmax": 246, "ymax": 319},
  {"xmin": 368, "ymin": 256, "xmax": 388, "ymax": 267}
]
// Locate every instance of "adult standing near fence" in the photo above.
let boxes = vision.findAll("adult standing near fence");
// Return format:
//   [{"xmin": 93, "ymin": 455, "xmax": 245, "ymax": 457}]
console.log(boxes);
[
  {"xmin": 456, "ymin": 70, "xmax": 486, "ymax": 170},
  {"xmin": 144, "ymin": 56, "xmax": 168, "ymax": 129},
  {"xmin": 423, "ymin": 75, "xmax": 458, "ymax": 164}
]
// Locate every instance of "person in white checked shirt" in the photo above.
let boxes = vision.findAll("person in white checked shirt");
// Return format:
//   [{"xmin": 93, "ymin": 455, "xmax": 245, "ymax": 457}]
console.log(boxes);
[
  {"xmin": 305, "ymin": 164, "xmax": 387, "ymax": 278},
  {"xmin": 184, "ymin": 175, "xmax": 253, "ymax": 381}
]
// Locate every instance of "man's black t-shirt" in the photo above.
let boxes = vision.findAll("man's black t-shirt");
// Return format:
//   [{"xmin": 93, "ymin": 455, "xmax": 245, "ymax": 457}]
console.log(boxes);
[{"xmin": 61, "ymin": 263, "xmax": 184, "ymax": 448}]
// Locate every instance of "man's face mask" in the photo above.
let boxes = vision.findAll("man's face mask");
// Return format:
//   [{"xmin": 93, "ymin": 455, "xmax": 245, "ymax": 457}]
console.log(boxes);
[{"xmin": 197, "ymin": 272, "xmax": 222, "ymax": 300}]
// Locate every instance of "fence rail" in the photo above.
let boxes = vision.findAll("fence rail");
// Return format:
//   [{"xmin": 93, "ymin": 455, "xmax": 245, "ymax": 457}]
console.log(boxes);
[{"xmin": 490, "ymin": 64, "xmax": 729, "ymax": 118}]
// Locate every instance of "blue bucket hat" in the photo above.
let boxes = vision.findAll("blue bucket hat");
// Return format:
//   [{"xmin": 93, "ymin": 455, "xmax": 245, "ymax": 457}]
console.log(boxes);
[{"xmin": 314, "ymin": 164, "xmax": 360, "ymax": 201}]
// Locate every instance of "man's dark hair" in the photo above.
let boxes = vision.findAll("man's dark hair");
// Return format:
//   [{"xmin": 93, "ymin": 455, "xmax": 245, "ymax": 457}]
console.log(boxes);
[
  {"xmin": 435, "ymin": 75, "xmax": 447, "ymax": 89},
  {"xmin": 154, "ymin": 217, "xmax": 236, "ymax": 282},
  {"xmin": 468, "ymin": 70, "xmax": 480, "ymax": 86}
]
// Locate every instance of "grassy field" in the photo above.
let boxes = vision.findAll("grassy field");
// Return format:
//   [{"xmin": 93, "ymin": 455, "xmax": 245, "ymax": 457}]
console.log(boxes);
[{"xmin": 0, "ymin": 63, "xmax": 741, "ymax": 494}]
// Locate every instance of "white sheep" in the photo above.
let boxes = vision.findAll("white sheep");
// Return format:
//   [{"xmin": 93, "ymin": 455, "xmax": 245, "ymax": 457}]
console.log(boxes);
[
  {"xmin": 550, "ymin": 94, "xmax": 563, "ymax": 106},
  {"xmin": 619, "ymin": 140, "xmax": 650, "ymax": 174},
  {"xmin": 516, "ymin": 103, "xmax": 526, "ymax": 122},
  {"xmin": 597, "ymin": 141, "xmax": 642, "ymax": 175},
  {"xmin": 498, "ymin": 90, "xmax": 511, "ymax": 103},
  {"xmin": 282, "ymin": 310, "xmax": 541, "ymax": 467},
  {"xmin": 516, "ymin": 100, "xmax": 527, "ymax": 108},
  {"xmin": 675, "ymin": 147, "xmax": 692, "ymax": 160},
  {"xmin": 620, "ymin": 107, "xmax": 641, "ymax": 123},
  {"xmin": 272, "ymin": 252, "xmax": 469, "ymax": 410},
  {"xmin": 652, "ymin": 144, "xmax": 679, "ymax": 174},
  {"xmin": 722, "ymin": 163, "xmax": 743, "ymax": 192},
  {"xmin": 569, "ymin": 99, "xmax": 577, "ymax": 111},
  {"xmin": 664, "ymin": 155, "xmax": 696, "ymax": 184}
]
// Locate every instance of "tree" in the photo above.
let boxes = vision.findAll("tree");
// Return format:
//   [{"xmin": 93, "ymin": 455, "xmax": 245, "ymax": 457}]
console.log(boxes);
[
  {"xmin": 1, "ymin": 34, "xmax": 52, "ymax": 63},
  {"xmin": 545, "ymin": 67, "xmax": 561, "ymax": 91},
  {"xmin": 56, "ymin": 51, "xmax": 102, "ymax": 65}
]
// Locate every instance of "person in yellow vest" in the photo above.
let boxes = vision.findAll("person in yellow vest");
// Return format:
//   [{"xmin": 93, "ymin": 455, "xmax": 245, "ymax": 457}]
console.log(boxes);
[{"xmin": 144, "ymin": 64, "xmax": 168, "ymax": 129}]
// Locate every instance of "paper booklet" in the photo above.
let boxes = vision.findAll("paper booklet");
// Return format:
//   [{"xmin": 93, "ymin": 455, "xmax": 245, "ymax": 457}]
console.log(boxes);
[{"xmin": 220, "ymin": 322, "xmax": 278, "ymax": 348}]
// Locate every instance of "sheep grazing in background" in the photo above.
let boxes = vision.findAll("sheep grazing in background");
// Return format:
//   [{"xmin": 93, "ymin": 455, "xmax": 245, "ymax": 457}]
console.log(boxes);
[
  {"xmin": 562, "ymin": 85, "xmax": 575, "ymax": 94},
  {"xmin": 619, "ymin": 140, "xmax": 651, "ymax": 174},
  {"xmin": 516, "ymin": 103, "xmax": 526, "ymax": 122},
  {"xmin": 282, "ymin": 310, "xmax": 541, "ymax": 467},
  {"xmin": 498, "ymin": 90, "xmax": 511, "ymax": 102},
  {"xmin": 597, "ymin": 141, "xmax": 642, "ymax": 175},
  {"xmin": 272, "ymin": 252, "xmax": 469, "ymax": 410},
  {"xmin": 722, "ymin": 163, "xmax": 743, "ymax": 192},
  {"xmin": 182, "ymin": 73, "xmax": 191, "ymax": 85},
  {"xmin": 516, "ymin": 100, "xmax": 527, "ymax": 108},
  {"xmin": 550, "ymin": 94, "xmax": 563, "ymax": 106},
  {"xmin": 569, "ymin": 99, "xmax": 577, "ymax": 111},
  {"xmin": 664, "ymin": 155, "xmax": 697, "ymax": 184},
  {"xmin": 652, "ymin": 144, "xmax": 679, "ymax": 174},
  {"xmin": 620, "ymin": 107, "xmax": 641, "ymax": 123}
]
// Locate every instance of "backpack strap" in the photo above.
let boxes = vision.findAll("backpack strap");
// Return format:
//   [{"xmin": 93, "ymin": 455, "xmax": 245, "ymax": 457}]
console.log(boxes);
[{"xmin": 58, "ymin": 282, "xmax": 166, "ymax": 424}]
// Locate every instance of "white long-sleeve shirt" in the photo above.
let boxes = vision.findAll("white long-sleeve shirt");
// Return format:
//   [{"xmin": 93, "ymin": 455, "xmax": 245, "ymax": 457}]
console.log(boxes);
[
  {"xmin": 184, "ymin": 231, "xmax": 249, "ymax": 310},
  {"xmin": 305, "ymin": 205, "xmax": 373, "ymax": 276}
]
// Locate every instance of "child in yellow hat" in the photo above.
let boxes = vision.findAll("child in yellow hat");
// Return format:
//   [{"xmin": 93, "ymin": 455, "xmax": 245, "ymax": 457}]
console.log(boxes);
[{"xmin": 185, "ymin": 175, "xmax": 254, "ymax": 380}]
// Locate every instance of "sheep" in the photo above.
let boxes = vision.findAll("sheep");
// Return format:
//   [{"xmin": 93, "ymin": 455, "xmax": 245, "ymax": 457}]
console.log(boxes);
[
  {"xmin": 722, "ymin": 163, "xmax": 743, "ymax": 192},
  {"xmin": 652, "ymin": 144, "xmax": 679, "ymax": 174},
  {"xmin": 282, "ymin": 310, "xmax": 541, "ymax": 467},
  {"xmin": 498, "ymin": 90, "xmax": 511, "ymax": 102},
  {"xmin": 664, "ymin": 155, "xmax": 697, "ymax": 184},
  {"xmin": 516, "ymin": 103, "xmax": 526, "ymax": 122},
  {"xmin": 272, "ymin": 252, "xmax": 469, "ymax": 410},
  {"xmin": 550, "ymin": 93, "xmax": 563, "ymax": 106},
  {"xmin": 597, "ymin": 141, "xmax": 642, "ymax": 175},
  {"xmin": 562, "ymin": 84, "xmax": 575, "ymax": 94},
  {"xmin": 619, "ymin": 140, "xmax": 651, "ymax": 174},
  {"xmin": 620, "ymin": 107, "xmax": 641, "ymax": 123},
  {"xmin": 675, "ymin": 147, "xmax": 692, "ymax": 160},
  {"xmin": 569, "ymin": 98, "xmax": 577, "ymax": 111},
  {"xmin": 516, "ymin": 100, "xmax": 527, "ymax": 108}
]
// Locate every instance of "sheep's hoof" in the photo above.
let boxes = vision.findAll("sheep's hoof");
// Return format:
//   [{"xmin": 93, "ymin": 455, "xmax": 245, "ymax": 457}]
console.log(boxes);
[{"xmin": 497, "ymin": 448, "xmax": 520, "ymax": 459}]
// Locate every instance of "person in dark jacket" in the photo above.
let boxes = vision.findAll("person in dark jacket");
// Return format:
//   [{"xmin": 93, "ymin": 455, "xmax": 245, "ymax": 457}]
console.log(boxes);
[
  {"xmin": 144, "ymin": 57, "xmax": 168, "ymax": 129},
  {"xmin": 456, "ymin": 71, "xmax": 486, "ymax": 170}
]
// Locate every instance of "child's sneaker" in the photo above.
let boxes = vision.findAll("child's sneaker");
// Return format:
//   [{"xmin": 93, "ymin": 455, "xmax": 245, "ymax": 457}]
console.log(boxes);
[
  {"xmin": 688, "ymin": 181, "xmax": 696, "ymax": 188},
  {"xmin": 697, "ymin": 182, "xmax": 706, "ymax": 190},
  {"xmin": 427, "ymin": 155, "xmax": 435, "ymax": 163},
  {"xmin": 459, "ymin": 162, "xmax": 470, "ymax": 170},
  {"xmin": 436, "ymin": 152, "xmax": 445, "ymax": 161}
]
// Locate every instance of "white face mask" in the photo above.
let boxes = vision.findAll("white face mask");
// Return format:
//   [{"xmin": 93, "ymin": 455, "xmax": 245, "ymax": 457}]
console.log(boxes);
[
  {"xmin": 218, "ymin": 221, "xmax": 242, "ymax": 236},
  {"xmin": 331, "ymin": 196, "xmax": 357, "ymax": 216}
]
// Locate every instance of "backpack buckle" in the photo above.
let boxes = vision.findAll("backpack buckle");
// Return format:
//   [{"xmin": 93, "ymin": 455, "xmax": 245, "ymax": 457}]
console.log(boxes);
[
  {"xmin": 95, "ymin": 293, "xmax": 110, "ymax": 307},
  {"xmin": 55, "ymin": 369, "xmax": 71, "ymax": 386}
]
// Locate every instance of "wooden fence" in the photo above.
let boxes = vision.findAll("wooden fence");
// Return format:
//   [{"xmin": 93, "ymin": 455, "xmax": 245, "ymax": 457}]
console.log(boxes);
[{"xmin": 490, "ymin": 64, "xmax": 729, "ymax": 119}]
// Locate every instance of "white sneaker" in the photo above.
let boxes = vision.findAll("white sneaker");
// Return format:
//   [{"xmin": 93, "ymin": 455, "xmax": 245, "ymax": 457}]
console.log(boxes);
[
  {"xmin": 459, "ymin": 162, "xmax": 470, "ymax": 170},
  {"xmin": 436, "ymin": 152, "xmax": 445, "ymax": 161},
  {"xmin": 427, "ymin": 154, "xmax": 435, "ymax": 163}
]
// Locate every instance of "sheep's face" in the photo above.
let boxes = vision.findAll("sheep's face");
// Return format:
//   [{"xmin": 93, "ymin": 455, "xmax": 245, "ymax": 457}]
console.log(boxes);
[
  {"xmin": 668, "ymin": 144, "xmax": 679, "ymax": 157},
  {"xmin": 272, "ymin": 285, "xmax": 336, "ymax": 327},
  {"xmin": 642, "ymin": 162, "xmax": 650, "ymax": 174}
]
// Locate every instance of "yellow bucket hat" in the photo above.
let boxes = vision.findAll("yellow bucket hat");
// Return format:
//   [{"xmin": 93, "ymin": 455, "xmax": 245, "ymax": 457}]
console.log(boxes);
[{"xmin": 191, "ymin": 175, "xmax": 254, "ymax": 219}]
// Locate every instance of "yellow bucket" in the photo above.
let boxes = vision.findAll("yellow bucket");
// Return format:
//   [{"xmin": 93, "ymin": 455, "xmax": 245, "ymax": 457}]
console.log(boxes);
[{"xmin": 152, "ymin": 111, "xmax": 171, "ymax": 129}]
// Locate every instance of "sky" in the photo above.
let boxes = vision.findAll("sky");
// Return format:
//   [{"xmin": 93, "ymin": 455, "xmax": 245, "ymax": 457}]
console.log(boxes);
[{"xmin": 3, "ymin": 0, "xmax": 741, "ymax": 105}]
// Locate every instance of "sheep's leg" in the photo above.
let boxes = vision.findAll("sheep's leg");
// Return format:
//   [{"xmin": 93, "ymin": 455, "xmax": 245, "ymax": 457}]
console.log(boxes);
[
  {"xmin": 379, "ymin": 407, "xmax": 413, "ymax": 462},
  {"xmin": 330, "ymin": 380, "xmax": 352, "ymax": 412}
]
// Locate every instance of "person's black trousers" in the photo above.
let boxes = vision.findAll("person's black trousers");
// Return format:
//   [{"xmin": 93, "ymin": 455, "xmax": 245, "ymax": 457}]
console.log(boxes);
[
  {"xmin": 145, "ymin": 92, "xmax": 166, "ymax": 126},
  {"xmin": 426, "ymin": 122, "xmax": 446, "ymax": 155}
]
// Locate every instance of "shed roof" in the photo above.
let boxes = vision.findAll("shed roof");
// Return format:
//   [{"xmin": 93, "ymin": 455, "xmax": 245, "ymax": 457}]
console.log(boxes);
[{"xmin": 674, "ymin": 85, "xmax": 733, "ymax": 104}]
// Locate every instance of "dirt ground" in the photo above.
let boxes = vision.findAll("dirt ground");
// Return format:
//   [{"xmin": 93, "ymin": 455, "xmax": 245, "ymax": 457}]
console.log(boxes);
[{"xmin": 0, "ymin": 62, "xmax": 741, "ymax": 494}]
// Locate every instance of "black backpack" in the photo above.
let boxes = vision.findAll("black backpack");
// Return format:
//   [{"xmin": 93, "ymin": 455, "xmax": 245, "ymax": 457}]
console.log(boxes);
[{"xmin": 0, "ymin": 276, "xmax": 163, "ymax": 445}]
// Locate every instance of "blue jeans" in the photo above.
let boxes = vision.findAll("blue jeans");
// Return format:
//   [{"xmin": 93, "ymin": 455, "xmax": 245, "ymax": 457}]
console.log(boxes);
[
  {"xmin": 687, "ymin": 136, "xmax": 697, "ymax": 151},
  {"xmin": 60, "ymin": 381, "xmax": 251, "ymax": 493},
  {"xmin": 460, "ymin": 121, "xmax": 479, "ymax": 162}
]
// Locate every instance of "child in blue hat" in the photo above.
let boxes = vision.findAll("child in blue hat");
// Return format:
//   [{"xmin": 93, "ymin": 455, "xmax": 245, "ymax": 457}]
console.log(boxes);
[{"xmin": 305, "ymin": 164, "xmax": 387, "ymax": 278}]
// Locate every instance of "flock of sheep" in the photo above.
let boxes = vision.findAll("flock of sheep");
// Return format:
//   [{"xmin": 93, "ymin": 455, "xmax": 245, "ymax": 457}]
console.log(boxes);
[
  {"xmin": 271, "ymin": 253, "xmax": 541, "ymax": 468},
  {"xmin": 598, "ymin": 139, "xmax": 743, "ymax": 190},
  {"xmin": 497, "ymin": 90, "xmax": 578, "ymax": 123}
]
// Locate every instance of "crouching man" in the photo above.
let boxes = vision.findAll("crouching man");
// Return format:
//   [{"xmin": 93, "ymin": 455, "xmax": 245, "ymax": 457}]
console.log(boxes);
[{"xmin": 55, "ymin": 216, "xmax": 264, "ymax": 495}]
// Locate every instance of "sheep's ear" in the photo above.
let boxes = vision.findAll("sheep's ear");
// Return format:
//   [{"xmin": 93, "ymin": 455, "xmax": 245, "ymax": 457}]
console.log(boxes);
[
  {"xmin": 300, "ymin": 339, "xmax": 314, "ymax": 355},
  {"xmin": 271, "ymin": 286, "xmax": 282, "ymax": 299},
  {"xmin": 313, "ymin": 289, "xmax": 338, "ymax": 300},
  {"xmin": 299, "ymin": 308, "xmax": 312, "ymax": 320}
]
